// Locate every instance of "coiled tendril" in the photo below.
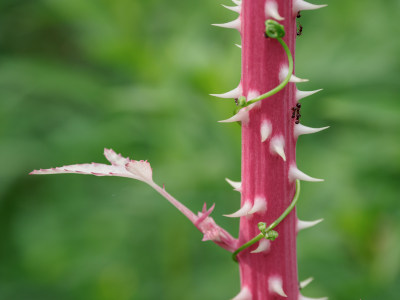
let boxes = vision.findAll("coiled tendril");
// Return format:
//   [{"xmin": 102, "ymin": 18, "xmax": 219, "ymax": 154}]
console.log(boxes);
[{"xmin": 265, "ymin": 19, "xmax": 285, "ymax": 38}]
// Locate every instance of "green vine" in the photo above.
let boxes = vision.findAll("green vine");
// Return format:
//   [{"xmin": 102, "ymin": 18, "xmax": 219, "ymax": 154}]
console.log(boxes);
[
  {"xmin": 232, "ymin": 180, "xmax": 300, "ymax": 262},
  {"xmin": 235, "ymin": 20, "xmax": 293, "ymax": 110}
]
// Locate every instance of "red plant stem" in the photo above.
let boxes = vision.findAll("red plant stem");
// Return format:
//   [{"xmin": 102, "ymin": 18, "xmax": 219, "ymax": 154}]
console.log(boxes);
[{"xmin": 238, "ymin": 0, "xmax": 298, "ymax": 299}]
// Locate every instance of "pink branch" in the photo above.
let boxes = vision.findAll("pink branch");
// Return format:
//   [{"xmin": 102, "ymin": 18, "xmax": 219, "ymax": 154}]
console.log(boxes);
[{"xmin": 30, "ymin": 148, "xmax": 238, "ymax": 252}]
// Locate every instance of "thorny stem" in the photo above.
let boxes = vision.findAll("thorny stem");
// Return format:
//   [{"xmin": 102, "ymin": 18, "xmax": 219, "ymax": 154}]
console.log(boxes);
[{"xmin": 232, "ymin": 180, "xmax": 300, "ymax": 262}]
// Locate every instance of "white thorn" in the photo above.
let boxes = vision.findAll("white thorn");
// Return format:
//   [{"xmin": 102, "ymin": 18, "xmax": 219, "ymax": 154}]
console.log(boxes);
[
  {"xmin": 289, "ymin": 165, "xmax": 323, "ymax": 182},
  {"xmin": 226, "ymin": 178, "xmax": 242, "ymax": 192},
  {"xmin": 294, "ymin": 124, "xmax": 329, "ymax": 138},
  {"xmin": 248, "ymin": 197, "xmax": 267, "ymax": 215},
  {"xmin": 293, "ymin": 0, "xmax": 327, "ymax": 14},
  {"xmin": 299, "ymin": 295, "xmax": 328, "ymax": 300},
  {"xmin": 296, "ymin": 89, "xmax": 322, "ymax": 101},
  {"xmin": 235, "ymin": 44, "xmax": 242, "ymax": 49},
  {"xmin": 232, "ymin": 286, "xmax": 252, "ymax": 300},
  {"xmin": 247, "ymin": 90, "xmax": 260, "ymax": 101},
  {"xmin": 219, "ymin": 98, "xmax": 259, "ymax": 124},
  {"xmin": 268, "ymin": 276, "xmax": 287, "ymax": 297},
  {"xmin": 251, "ymin": 239, "xmax": 271, "ymax": 254},
  {"xmin": 210, "ymin": 83, "xmax": 242, "ymax": 99},
  {"xmin": 297, "ymin": 219, "xmax": 324, "ymax": 231},
  {"xmin": 291, "ymin": 75, "xmax": 309, "ymax": 83},
  {"xmin": 247, "ymin": 89, "xmax": 262, "ymax": 109},
  {"xmin": 279, "ymin": 65, "xmax": 289, "ymax": 82},
  {"xmin": 222, "ymin": 4, "xmax": 241, "ymax": 13},
  {"xmin": 261, "ymin": 120, "xmax": 272, "ymax": 142},
  {"xmin": 212, "ymin": 17, "xmax": 241, "ymax": 31},
  {"xmin": 231, "ymin": 0, "xmax": 242, "ymax": 6},
  {"xmin": 247, "ymin": 102, "xmax": 259, "ymax": 112},
  {"xmin": 279, "ymin": 65, "xmax": 308, "ymax": 83},
  {"xmin": 270, "ymin": 136, "xmax": 286, "ymax": 161},
  {"xmin": 265, "ymin": 1, "xmax": 284, "ymax": 21},
  {"xmin": 218, "ymin": 108, "xmax": 249, "ymax": 124},
  {"xmin": 299, "ymin": 277, "xmax": 314, "ymax": 289},
  {"xmin": 224, "ymin": 202, "xmax": 252, "ymax": 218}
]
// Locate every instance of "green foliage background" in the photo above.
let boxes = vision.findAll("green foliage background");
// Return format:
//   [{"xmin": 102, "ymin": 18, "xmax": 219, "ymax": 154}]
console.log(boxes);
[{"xmin": 0, "ymin": 0, "xmax": 399, "ymax": 299}]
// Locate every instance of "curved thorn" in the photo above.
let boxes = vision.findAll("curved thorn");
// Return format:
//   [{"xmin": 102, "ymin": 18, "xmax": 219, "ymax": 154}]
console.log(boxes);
[
  {"xmin": 212, "ymin": 17, "xmax": 241, "ymax": 31},
  {"xmin": 294, "ymin": 124, "xmax": 329, "ymax": 137},
  {"xmin": 291, "ymin": 74, "xmax": 309, "ymax": 83},
  {"xmin": 222, "ymin": 4, "xmax": 241, "ymax": 13},
  {"xmin": 296, "ymin": 89, "xmax": 323, "ymax": 101},
  {"xmin": 226, "ymin": 178, "xmax": 242, "ymax": 192},
  {"xmin": 235, "ymin": 43, "xmax": 242, "ymax": 48},
  {"xmin": 224, "ymin": 202, "xmax": 252, "ymax": 218},
  {"xmin": 251, "ymin": 239, "xmax": 271, "ymax": 253},
  {"xmin": 248, "ymin": 197, "xmax": 267, "ymax": 215},
  {"xmin": 218, "ymin": 109, "xmax": 249, "ymax": 124},
  {"xmin": 231, "ymin": 0, "xmax": 242, "ymax": 5},
  {"xmin": 289, "ymin": 165, "xmax": 323, "ymax": 182},
  {"xmin": 261, "ymin": 120, "xmax": 272, "ymax": 142},
  {"xmin": 297, "ymin": 219, "xmax": 324, "ymax": 231},
  {"xmin": 270, "ymin": 136, "xmax": 286, "ymax": 161},
  {"xmin": 247, "ymin": 90, "xmax": 262, "ymax": 109},
  {"xmin": 210, "ymin": 84, "xmax": 242, "ymax": 99},
  {"xmin": 299, "ymin": 294, "xmax": 328, "ymax": 300},
  {"xmin": 269, "ymin": 276, "xmax": 287, "ymax": 297},
  {"xmin": 265, "ymin": 1, "xmax": 284, "ymax": 21},
  {"xmin": 231, "ymin": 286, "xmax": 252, "ymax": 300},
  {"xmin": 247, "ymin": 90, "xmax": 260, "ymax": 101},
  {"xmin": 293, "ymin": 0, "xmax": 327, "ymax": 14},
  {"xmin": 299, "ymin": 277, "xmax": 314, "ymax": 289},
  {"xmin": 279, "ymin": 65, "xmax": 308, "ymax": 83}
]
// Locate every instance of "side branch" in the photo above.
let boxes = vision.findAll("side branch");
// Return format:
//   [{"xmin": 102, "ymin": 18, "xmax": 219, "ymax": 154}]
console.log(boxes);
[
  {"xmin": 30, "ymin": 148, "xmax": 238, "ymax": 252},
  {"xmin": 148, "ymin": 181, "xmax": 238, "ymax": 252}
]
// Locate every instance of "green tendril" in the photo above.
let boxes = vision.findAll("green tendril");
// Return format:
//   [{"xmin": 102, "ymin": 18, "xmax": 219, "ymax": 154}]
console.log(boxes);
[
  {"xmin": 232, "ymin": 180, "xmax": 301, "ymax": 262},
  {"xmin": 265, "ymin": 19, "xmax": 285, "ymax": 39},
  {"xmin": 245, "ymin": 38, "xmax": 293, "ymax": 106},
  {"xmin": 237, "ymin": 96, "xmax": 247, "ymax": 107},
  {"xmin": 236, "ymin": 20, "xmax": 293, "ymax": 110}
]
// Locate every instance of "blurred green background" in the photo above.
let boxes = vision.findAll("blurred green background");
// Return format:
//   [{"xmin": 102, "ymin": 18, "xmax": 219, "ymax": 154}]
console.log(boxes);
[{"xmin": 0, "ymin": 0, "xmax": 399, "ymax": 299}]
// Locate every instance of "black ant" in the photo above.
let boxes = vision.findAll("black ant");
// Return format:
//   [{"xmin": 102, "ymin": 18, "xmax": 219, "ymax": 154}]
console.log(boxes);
[
  {"xmin": 296, "ymin": 11, "xmax": 303, "ymax": 36},
  {"xmin": 291, "ymin": 103, "xmax": 301, "ymax": 124},
  {"xmin": 297, "ymin": 24, "xmax": 303, "ymax": 36}
]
